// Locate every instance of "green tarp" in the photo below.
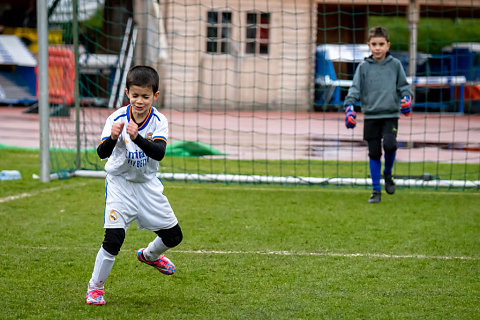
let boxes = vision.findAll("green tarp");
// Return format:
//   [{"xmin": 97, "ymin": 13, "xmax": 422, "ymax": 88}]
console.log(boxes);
[{"xmin": 165, "ymin": 140, "xmax": 225, "ymax": 157}]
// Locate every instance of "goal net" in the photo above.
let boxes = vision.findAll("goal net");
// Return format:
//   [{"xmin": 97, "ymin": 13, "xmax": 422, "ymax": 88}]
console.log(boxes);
[{"xmin": 45, "ymin": 0, "xmax": 480, "ymax": 189}]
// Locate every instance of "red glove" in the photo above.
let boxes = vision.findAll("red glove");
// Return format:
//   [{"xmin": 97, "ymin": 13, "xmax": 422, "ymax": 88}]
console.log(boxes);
[
  {"xmin": 400, "ymin": 96, "xmax": 412, "ymax": 116},
  {"xmin": 345, "ymin": 104, "xmax": 356, "ymax": 129}
]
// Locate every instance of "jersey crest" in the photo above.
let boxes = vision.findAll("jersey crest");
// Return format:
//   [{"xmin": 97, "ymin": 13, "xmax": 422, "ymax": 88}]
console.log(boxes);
[{"xmin": 109, "ymin": 210, "xmax": 118, "ymax": 222}]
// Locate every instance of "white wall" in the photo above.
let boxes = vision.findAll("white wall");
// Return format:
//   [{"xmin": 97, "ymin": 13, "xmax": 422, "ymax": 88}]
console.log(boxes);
[{"xmin": 161, "ymin": 0, "xmax": 316, "ymax": 111}]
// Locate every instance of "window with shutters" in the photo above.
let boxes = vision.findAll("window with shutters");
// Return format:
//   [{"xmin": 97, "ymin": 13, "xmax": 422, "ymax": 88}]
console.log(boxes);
[
  {"xmin": 206, "ymin": 11, "xmax": 232, "ymax": 54},
  {"xmin": 246, "ymin": 12, "xmax": 270, "ymax": 55}
]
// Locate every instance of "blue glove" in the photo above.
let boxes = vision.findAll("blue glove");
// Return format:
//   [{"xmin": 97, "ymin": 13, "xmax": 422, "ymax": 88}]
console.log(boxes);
[
  {"xmin": 400, "ymin": 96, "xmax": 412, "ymax": 116},
  {"xmin": 345, "ymin": 104, "xmax": 356, "ymax": 129}
]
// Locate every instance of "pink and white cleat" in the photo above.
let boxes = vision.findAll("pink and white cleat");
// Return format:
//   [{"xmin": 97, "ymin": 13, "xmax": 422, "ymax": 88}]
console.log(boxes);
[
  {"xmin": 85, "ymin": 289, "xmax": 106, "ymax": 305},
  {"xmin": 136, "ymin": 248, "xmax": 175, "ymax": 275}
]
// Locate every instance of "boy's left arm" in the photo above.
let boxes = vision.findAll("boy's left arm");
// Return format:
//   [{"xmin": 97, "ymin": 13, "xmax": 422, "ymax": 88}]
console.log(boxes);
[
  {"xmin": 397, "ymin": 63, "xmax": 413, "ymax": 116},
  {"xmin": 132, "ymin": 135, "xmax": 167, "ymax": 161},
  {"xmin": 127, "ymin": 119, "xmax": 167, "ymax": 161}
]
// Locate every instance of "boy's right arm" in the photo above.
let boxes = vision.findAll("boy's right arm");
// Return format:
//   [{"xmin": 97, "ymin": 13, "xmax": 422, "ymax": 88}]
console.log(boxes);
[
  {"xmin": 97, "ymin": 122, "xmax": 125, "ymax": 159},
  {"xmin": 97, "ymin": 137, "xmax": 117, "ymax": 159}
]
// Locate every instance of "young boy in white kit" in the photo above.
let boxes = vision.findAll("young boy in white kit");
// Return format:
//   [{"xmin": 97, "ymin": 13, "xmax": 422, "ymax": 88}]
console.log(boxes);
[{"xmin": 85, "ymin": 65, "xmax": 183, "ymax": 305}]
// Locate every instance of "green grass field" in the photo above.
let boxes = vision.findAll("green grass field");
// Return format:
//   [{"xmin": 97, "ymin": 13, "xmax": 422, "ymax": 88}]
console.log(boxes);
[{"xmin": 1, "ymin": 149, "xmax": 479, "ymax": 319}]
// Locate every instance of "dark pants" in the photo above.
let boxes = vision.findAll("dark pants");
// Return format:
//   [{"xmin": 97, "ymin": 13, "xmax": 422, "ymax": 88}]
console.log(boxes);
[{"xmin": 363, "ymin": 118, "xmax": 398, "ymax": 160}]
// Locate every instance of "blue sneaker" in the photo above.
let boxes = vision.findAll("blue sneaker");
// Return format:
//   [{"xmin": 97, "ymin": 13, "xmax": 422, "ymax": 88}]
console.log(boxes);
[
  {"xmin": 136, "ymin": 248, "xmax": 175, "ymax": 275},
  {"xmin": 85, "ymin": 289, "xmax": 106, "ymax": 305}
]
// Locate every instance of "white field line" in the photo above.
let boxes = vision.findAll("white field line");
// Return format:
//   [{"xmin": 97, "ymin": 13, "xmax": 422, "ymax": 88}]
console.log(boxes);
[
  {"xmin": 0, "ymin": 188, "xmax": 62, "ymax": 204},
  {"xmin": 5, "ymin": 245, "xmax": 478, "ymax": 261},
  {"xmin": 173, "ymin": 249, "xmax": 479, "ymax": 261},
  {"xmin": 0, "ymin": 192, "xmax": 33, "ymax": 203},
  {"xmin": 0, "ymin": 183, "xmax": 86, "ymax": 204}
]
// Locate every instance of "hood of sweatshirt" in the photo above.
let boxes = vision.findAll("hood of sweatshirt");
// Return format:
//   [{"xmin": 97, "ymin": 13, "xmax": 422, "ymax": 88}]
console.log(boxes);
[{"xmin": 365, "ymin": 51, "xmax": 393, "ymax": 65}]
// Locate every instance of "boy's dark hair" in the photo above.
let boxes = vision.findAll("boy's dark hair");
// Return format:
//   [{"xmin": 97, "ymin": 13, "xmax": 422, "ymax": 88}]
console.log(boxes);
[
  {"xmin": 126, "ymin": 65, "xmax": 159, "ymax": 93},
  {"xmin": 367, "ymin": 26, "xmax": 389, "ymax": 42}
]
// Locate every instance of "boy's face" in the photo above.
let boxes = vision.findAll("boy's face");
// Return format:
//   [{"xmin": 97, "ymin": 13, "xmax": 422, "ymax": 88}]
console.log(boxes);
[
  {"xmin": 125, "ymin": 85, "xmax": 160, "ymax": 119},
  {"xmin": 367, "ymin": 36, "xmax": 390, "ymax": 61}
]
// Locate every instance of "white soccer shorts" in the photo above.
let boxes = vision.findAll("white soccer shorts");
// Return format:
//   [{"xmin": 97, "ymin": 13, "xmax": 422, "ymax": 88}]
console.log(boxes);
[{"xmin": 103, "ymin": 174, "xmax": 178, "ymax": 231}]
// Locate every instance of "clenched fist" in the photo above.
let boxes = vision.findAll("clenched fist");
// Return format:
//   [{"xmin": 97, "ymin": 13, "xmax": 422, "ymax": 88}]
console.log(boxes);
[
  {"xmin": 127, "ymin": 120, "xmax": 139, "ymax": 140},
  {"xmin": 111, "ymin": 122, "xmax": 125, "ymax": 140}
]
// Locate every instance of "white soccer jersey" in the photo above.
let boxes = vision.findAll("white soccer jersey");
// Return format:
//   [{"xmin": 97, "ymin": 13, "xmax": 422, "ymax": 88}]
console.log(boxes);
[{"xmin": 100, "ymin": 104, "xmax": 168, "ymax": 182}]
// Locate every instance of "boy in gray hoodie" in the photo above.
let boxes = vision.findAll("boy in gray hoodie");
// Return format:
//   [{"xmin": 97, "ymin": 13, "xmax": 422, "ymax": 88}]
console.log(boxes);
[{"xmin": 344, "ymin": 26, "xmax": 413, "ymax": 203}]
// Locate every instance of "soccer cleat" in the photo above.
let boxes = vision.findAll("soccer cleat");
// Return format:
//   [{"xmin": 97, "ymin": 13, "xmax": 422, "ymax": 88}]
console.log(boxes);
[
  {"xmin": 136, "ymin": 248, "xmax": 175, "ymax": 275},
  {"xmin": 384, "ymin": 174, "xmax": 395, "ymax": 195},
  {"xmin": 85, "ymin": 289, "xmax": 106, "ymax": 305},
  {"xmin": 368, "ymin": 191, "xmax": 381, "ymax": 203}
]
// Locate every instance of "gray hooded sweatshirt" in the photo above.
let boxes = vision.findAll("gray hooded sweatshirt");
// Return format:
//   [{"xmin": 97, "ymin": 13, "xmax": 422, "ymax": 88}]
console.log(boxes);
[{"xmin": 344, "ymin": 53, "xmax": 413, "ymax": 119}]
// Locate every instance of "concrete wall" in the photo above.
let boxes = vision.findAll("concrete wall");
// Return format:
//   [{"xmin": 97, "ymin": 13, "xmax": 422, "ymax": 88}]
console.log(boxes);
[{"xmin": 160, "ymin": 0, "xmax": 316, "ymax": 111}]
